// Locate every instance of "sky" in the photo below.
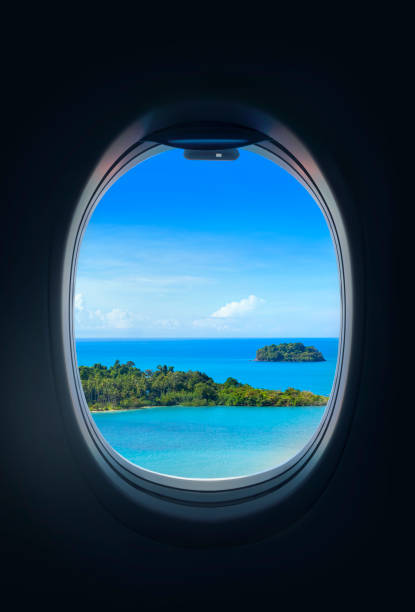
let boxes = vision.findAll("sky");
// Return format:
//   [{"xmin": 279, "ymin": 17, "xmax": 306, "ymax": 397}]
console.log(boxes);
[{"xmin": 75, "ymin": 148, "xmax": 340, "ymax": 338}]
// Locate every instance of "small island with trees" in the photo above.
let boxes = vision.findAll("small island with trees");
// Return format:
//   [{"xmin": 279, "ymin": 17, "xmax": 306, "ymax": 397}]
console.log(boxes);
[
  {"xmin": 255, "ymin": 342, "xmax": 325, "ymax": 362},
  {"xmin": 79, "ymin": 361, "xmax": 328, "ymax": 411}
]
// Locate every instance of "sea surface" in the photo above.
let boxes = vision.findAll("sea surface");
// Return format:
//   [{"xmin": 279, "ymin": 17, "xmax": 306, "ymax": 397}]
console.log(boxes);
[{"xmin": 76, "ymin": 338, "xmax": 338, "ymax": 479}]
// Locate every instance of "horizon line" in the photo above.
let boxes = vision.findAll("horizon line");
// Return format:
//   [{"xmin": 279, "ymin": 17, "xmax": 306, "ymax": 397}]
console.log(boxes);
[{"xmin": 75, "ymin": 336, "xmax": 340, "ymax": 340}]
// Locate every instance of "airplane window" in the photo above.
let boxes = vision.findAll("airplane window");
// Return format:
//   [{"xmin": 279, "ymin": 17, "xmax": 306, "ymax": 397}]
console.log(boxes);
[{"xmin": 74, "ymin": 147, "xmax": 340, "ymax": 483}]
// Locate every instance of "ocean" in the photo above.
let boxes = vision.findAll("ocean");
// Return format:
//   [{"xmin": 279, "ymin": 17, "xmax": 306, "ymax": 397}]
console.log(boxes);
[{"xmin": 76, "ymin": 338, "xmax": 338, "ymax": 479}]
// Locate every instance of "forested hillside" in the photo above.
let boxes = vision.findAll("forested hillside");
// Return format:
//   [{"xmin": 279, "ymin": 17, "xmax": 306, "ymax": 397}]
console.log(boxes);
[
  {"xmin": 256, "ymin": 342, "xmax": 325, "ymax": 362},
  {"xmin": 79, "ymin": 361, "xmax": 328, "ymax": 411}
]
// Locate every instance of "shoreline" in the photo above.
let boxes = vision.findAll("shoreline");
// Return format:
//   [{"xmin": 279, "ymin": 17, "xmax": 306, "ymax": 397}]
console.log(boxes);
[
  {"xmin": 90, "ymin": 403, "xmax": 327, "ymax": 414},
  {"xmin": 90, "ymin": 405, "xmax": 159, "ymax": 414},
  {"xmin": 252, "ymin": 358, "xmax": 325, "ymax": 362}
]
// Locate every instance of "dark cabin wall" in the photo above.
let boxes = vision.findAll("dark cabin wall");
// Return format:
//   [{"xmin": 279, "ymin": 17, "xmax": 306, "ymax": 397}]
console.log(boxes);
[{"xmin": 0, "ymin": 38, "xmax": 405, "ymax": 609}]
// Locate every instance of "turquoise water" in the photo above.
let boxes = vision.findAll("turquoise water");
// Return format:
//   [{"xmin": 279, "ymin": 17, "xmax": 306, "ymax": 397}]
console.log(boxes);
[
  {"xmin": 92, "ymin": 404, "xmax": 326, "ymax": 478},
  {"xmin": 76, "ymin": 337, "xmax": 338, "ymax": 396},
  {"xmin": 78, "ymin": 338, "xmax": 338, "ymax": 478}
]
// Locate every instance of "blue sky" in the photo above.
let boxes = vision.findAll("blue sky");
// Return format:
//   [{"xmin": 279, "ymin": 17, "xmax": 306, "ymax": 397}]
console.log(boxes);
[{"xmin": 75, "ymin": 148, "xmax": 340, "ymax": 338}]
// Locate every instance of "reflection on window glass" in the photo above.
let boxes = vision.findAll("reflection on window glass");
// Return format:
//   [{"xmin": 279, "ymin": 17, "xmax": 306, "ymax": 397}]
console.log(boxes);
[{"xmin": 75, "ymin": 149, "xmax": 340, "ymax": 479}]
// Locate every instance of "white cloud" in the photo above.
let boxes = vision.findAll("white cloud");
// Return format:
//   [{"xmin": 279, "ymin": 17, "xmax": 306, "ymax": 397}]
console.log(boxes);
[
  {"xmin": 74, "ymin": 293, "xmax": 136, "ymax": 330},
  {"xmin": 103, "ymin": 308, "xmax": 135, "ymax": 329},
  {"xmin": 74, "ymin": 294, "xmax": 183, "ymax": 333},
  {"xmin": 75, "ymin": 307, "xmax": 135, "ymax": 330},
  {"xmin": 74, "ymin": 293, "xmax": 84, "ymax": 311},
  {"xmin": 211, "ymin": 294, "xmax": 264, "ymax": 318}
]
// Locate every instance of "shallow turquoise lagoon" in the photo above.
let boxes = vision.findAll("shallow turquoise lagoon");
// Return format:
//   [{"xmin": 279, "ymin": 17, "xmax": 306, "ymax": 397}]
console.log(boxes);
[
  {"xmin": 92, "ymin": 404, "xmax": 326, "ymax": 479},
  {"xmin": 82, "ymin": 338, "xmax": 336, "ymax": 478}
]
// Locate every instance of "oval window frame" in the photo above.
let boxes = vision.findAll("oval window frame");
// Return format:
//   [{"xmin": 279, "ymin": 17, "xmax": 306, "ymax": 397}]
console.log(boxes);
[{"xmin": 50, "ymin": 108, "xmax": 362, "ymax": 546}]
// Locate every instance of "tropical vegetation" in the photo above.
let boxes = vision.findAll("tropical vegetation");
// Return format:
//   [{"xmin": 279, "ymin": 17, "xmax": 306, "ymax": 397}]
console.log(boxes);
[
  {"xmin": 256, "ymin": 342, "xmax": 325, "ymax": 362},
  {"xmin": 79, "ymin": 361, "xmax": 328, "ymax": 411}
]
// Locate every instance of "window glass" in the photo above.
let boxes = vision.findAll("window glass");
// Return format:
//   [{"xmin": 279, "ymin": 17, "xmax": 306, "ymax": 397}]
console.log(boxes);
[{"xmin": 75, "ymin": 148, "xmax": 340, "ymax": 479}]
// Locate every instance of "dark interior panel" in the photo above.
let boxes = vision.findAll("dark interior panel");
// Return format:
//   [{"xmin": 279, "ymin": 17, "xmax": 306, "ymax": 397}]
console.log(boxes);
[{"xmin": 1, "ymin": 38, "xmax": 405, "ymax": 609}]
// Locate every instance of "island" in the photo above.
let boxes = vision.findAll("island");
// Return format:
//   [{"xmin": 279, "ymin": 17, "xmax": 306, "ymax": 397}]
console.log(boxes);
[
  {"xmin": 255, "ymin": 342, "xmax": 325, "ymax": 362},
  {"xmin": 79, "ymin": 361, "xmax": 328, "ymax": 411}
]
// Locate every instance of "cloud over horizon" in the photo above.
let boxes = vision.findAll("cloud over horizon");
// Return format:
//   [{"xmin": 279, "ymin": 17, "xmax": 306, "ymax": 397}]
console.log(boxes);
[
  {"xmin": 74, "ymin": 292, "xmax": 84, "ymax": 311},
  {"xmin": 75, "ymin": 293, "xmax": 135, "ymax": 330},
  {"xmin": 75, "ymin": 293, "xmax": 182, "ymax": 333},
  {"xmin": 210, "ymin": 294, "xmax": 264, "ymax": 319}
]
